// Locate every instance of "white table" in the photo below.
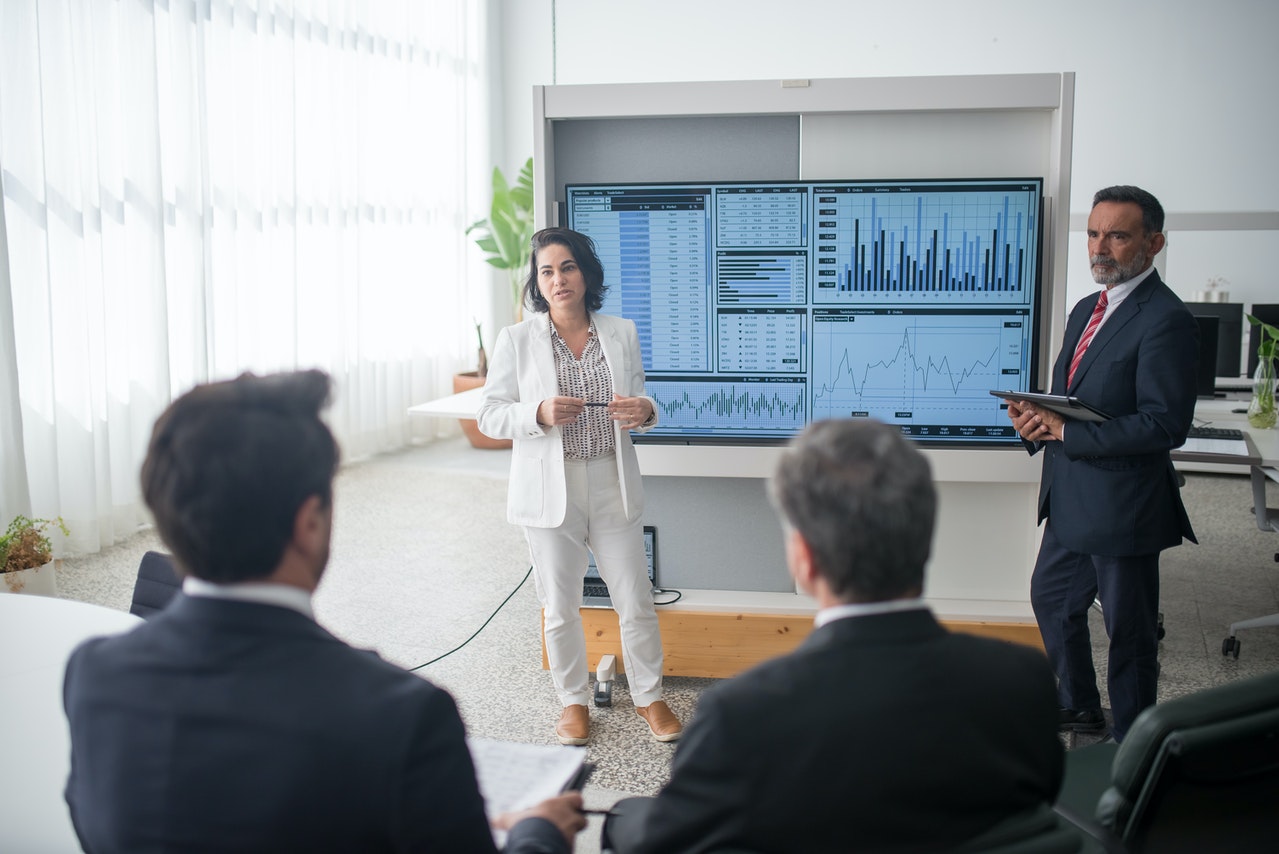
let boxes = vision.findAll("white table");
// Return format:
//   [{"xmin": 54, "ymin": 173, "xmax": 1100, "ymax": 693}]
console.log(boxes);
[
  {"xmin": 1180, "ymin": 399, "xmax": 1279, "ymax": 470},
  {"xmin": 407, "ymin": 386, "xmax": 485, "ymax": 420},
  {"xmin": 0, "ymin": 595, "xmax": 142, "ymax": 853}
]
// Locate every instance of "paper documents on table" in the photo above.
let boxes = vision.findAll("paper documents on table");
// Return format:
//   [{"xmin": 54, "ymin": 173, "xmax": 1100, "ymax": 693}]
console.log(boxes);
[
  {"xmin": 466, "ymin": 736, "xmax": 588, "ymax": 820},
  {"xmin": 1181, "ymin": 436, "xmax": 1250, "ymax": 457}
]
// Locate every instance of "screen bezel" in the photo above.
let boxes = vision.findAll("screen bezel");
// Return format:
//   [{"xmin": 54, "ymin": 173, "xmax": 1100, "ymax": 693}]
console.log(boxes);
[{"xmin": 564, "ymin": 177, "xmax": 1046, "ymax": 449}]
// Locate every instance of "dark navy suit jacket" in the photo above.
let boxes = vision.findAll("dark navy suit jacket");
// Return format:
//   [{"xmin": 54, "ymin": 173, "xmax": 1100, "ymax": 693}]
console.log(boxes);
[
  {"xmin": 63, "ymin": 594, "xmax": 566, "ymax": 854},
  {"xmin": 610, "ymin": 610, "xmax": 1064, "ymax": 854},
  {"xmin": 1030, "ymin": 270, "xmax": 1197, "ymax": 556}
]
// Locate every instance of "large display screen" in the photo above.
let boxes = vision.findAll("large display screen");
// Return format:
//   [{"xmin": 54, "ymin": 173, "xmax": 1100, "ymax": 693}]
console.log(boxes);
[{"xmin": 565, "ymin": 178, "xmax": 1044, "ymax": 446}]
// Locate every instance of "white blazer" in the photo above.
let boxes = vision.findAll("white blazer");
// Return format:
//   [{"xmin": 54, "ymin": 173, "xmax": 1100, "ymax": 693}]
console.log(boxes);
[{"xmin": 477, "ymin": 312, "xmax": 659, "ymax": 528}]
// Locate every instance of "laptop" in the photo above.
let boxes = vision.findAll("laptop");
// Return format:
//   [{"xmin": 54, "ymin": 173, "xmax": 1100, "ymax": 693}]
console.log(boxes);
[{"xmin": 582, "ymin": 526, "xmax": 657, "ymax": 608}]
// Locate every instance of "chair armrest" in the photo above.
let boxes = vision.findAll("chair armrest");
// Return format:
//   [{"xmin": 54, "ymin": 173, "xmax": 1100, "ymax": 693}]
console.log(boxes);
[{"xmin": 1052, "ymin": 803, "xmax": 1128, "ymax": 854}]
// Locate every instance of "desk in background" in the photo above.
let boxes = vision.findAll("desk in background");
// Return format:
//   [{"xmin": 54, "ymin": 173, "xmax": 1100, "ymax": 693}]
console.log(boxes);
[
  {"xmin": 407, "ymin": 386, "xmax": 485, "ymax": 420},
  {"xmin": 1178, "ymin": 397, "xmax": 1278, "ymax": 474},
  {"xmin": 0, "ymin": 595, "xmax": 142, "ymax": 852}
]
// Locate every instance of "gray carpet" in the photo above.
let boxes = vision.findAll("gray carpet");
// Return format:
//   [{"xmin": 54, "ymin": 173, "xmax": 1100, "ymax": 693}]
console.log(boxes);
[{"xmin": 51, "ymin": 437, "xmax": 1279, "ymax": 844}]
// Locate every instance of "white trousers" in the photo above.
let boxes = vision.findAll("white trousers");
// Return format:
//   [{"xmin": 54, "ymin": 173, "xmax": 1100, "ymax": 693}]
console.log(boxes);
[{"xmin": 524, "ymin": 453, "xmax": 664, "ymax": 708}]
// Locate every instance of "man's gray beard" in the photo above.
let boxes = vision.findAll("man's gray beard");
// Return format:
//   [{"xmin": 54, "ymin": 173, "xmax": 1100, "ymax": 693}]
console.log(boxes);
[{"xmin": 1090, "ymin": 249, "xmax": 1148, "ymax": 285}]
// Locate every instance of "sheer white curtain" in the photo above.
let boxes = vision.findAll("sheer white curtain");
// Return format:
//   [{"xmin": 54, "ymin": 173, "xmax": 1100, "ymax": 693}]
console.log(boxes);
[{"xmin": 0, "ymin": 0, "xmax": 493, "ymax": 554}]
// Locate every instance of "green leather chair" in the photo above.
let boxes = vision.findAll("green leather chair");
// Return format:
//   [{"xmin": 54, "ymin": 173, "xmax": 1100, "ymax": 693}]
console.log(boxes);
[{"xmin": 1055, "ymin": 668, "xmax": 1279, "ymax": 853}]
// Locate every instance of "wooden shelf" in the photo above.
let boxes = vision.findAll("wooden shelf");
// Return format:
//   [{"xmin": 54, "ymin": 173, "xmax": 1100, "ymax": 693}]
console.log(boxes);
[{"xmin": 543, "ymin": 591, "xmax": 1044, "ymax": 679}]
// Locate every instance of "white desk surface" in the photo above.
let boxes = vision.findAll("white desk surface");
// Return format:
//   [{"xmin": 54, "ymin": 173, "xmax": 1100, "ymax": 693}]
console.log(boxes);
[
  {"xmin": 1180, "ymin": 397, "xmax": 1278, "ymax": 471},
  {"xmin": 407, "ymin": 386, "xmax": 484, "ymax": 420},
  {"xmin": 0, "ymin": 595, "xmax": 142, "ymax": 853}
]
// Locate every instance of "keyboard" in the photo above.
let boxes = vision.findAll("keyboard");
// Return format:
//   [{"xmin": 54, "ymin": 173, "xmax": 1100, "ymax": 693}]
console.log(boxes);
[{"xmin": 1187, "ymin": 425, "xmax": 1245, "ymax": 441}]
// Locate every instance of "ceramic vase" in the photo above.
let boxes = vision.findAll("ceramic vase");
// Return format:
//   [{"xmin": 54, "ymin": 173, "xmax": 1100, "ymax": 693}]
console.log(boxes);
[{"xmin": 0, "ymin": 560, "xmax": 58, "ymax": 596}]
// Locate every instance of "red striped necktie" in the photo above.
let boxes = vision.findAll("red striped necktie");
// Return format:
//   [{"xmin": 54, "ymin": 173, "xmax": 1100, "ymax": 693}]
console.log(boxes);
[{"xmin": 1067, "ymin": 290, "xmax": 1109, "ymax": 387}]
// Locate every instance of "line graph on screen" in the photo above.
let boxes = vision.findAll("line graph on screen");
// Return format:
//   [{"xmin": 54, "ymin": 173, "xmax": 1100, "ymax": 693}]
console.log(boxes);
[{"xmin": 811, "ymin": 311, "xmax": 1026, "ymax": 427}]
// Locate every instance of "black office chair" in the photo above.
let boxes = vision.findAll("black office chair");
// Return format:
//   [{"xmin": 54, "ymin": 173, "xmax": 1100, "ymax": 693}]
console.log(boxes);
[
  {"xmin": 1055, "ymin": 668, "xmax": 1279, "ymax": 853},
  {"xmin": 947, "ymin": 804, "xmax": 1088, "ymax": 853},
  {"xmin": 1220, "ymin": 463, "xmax": 1279, "ymax": 658},
  {"xmin": 129, "ymin": 550, "xmax": 182, "ymax": 618}
]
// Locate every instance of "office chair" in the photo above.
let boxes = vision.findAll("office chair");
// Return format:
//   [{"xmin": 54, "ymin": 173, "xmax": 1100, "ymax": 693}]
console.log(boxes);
[
  {"xmin": 129, "ymin": 550, "xmax": 182, "ymax": 618},
  {"xmin": 1221, "ymin": 463, "xmax": 1279, "ymax": 658},
  {"xmin": 1054, "ymin": 668, "xmax": 1279, "ymax": 853},
  {"xmin": 947, "ymin": 804, "xmax": 1087, "ymax": 853}
]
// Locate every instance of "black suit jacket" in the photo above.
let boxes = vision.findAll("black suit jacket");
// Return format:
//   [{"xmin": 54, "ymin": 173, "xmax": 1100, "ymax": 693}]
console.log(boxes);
[
  {"xmin": 612, "ymin": 609, "xmax": 1064, "ymax": 854},
  {"xmin": 63, "ymin": 594, "xmax": 565, "ymax": 854},
  {"xmin": 1031, "ymin": 271, "xmax": 1197, "ymax": 555}
]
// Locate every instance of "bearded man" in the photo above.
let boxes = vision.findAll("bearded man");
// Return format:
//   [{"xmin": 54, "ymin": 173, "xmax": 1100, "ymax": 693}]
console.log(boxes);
[{"xmin": 1005, "ymin": 185, "xmax": 1198, "ymax": 743}]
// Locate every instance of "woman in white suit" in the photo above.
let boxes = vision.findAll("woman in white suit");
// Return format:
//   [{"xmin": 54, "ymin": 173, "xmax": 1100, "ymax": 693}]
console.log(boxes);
[{"xmin": 477, "ymin": 228, "xmax": 681, "ymax": 746}]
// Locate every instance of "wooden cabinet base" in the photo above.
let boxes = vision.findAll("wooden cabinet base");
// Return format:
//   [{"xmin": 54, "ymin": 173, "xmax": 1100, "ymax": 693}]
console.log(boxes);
[{"xmin": 542, "ymin": 608, "xmax": 1044, "ymax": 679}]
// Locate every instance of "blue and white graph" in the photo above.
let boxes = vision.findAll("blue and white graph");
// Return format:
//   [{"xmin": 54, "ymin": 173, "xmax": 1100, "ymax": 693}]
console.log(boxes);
[
  {"xmin": 811, "ymin": 309, "xmax": 1028, "ymax": 437},
  {"xmin": 646, "ymin": 378, "xmax": 806, "ymax": 439},
  {"xmin": 813, "ymin": 183, "xmax": 1040, "ymax": 305}
]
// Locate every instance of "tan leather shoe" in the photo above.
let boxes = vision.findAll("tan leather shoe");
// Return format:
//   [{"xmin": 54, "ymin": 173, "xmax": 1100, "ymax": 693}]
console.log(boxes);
[
  {"xmin": 636, "ymin": 700, "xmax": 682, "ymax": 742},
  {"xmin": 556, "ymin": 704, "xmax": 589, "ymax": 745}
]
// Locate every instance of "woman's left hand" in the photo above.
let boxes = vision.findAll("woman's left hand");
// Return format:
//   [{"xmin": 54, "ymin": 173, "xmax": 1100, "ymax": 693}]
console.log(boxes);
[{"xmin": 608, "ymin": 394, "xmax": 654, "ymax": 431}]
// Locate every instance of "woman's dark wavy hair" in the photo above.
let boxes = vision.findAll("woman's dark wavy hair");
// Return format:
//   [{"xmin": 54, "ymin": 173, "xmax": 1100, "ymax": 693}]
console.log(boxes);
[
  {"xmin": 522, "ymin": 227, "xmax": 607, "ymax": 314},
  {"xmin": 140, "ymin": 370, "xmax": 340, "ymax": 583}
]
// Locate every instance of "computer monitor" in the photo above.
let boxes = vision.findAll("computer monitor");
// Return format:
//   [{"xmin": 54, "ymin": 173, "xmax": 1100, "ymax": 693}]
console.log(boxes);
[
  {"xmin": 1191, "ymin": 314, "xmax": 1219, "ymax": 399},
  {"xmin": 1247, "ymin": 304, "xmax": 1279, "ymax": 378},
  {"xmin": 1184, "ymin": 301, "xmax": 1243, "ymax": 377}
]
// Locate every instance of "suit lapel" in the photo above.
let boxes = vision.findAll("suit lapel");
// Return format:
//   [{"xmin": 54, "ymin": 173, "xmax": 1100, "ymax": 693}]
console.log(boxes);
[
  {"xmin": 528, "ymin": 314, "xmax": 559, "ymax": 401},
  {"xmin": 1067, "ymin": 272, "xmax": 1159, "ymax": 392}
]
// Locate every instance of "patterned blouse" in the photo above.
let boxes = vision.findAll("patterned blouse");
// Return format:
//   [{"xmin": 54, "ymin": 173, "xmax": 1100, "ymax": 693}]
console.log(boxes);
[{"xmin": 550, "ymin": 315, "xmax": 616, "ymax": 460}]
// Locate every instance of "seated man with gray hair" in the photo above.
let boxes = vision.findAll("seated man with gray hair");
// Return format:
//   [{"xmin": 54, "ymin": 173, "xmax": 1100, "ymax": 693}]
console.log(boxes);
[{"xmin": 604, "ymin": 418, "xmax": 1064, "ymax": 853}]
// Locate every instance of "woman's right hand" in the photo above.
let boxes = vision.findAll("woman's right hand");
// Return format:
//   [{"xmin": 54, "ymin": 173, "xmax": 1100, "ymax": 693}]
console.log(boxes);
[{"xmin": 538, "ymin": 397, "xmax": 586, "ymax": 427}]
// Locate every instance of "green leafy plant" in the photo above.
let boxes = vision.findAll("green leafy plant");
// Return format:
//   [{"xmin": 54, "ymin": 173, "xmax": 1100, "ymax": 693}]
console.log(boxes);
[
  {"xmin": 1245, "ymin": 313, "xmax": 1279, "ymax": 429},
  {"xmin": 466, "ymin": 157, "xmax": 535, "ymax": 320},
  {"xmin": 1, "ymin": 515, "xmax": 69, "ymax": 574}
]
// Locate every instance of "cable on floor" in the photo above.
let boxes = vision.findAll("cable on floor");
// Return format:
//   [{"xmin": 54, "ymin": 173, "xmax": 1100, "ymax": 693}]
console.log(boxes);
[
  {"xmin": 408, "ymin": 569, "xmax": 684, "ymax": 671},
  {"xmin": 409, "ymin": 565, "xmax": 533, "ymax": 671}
]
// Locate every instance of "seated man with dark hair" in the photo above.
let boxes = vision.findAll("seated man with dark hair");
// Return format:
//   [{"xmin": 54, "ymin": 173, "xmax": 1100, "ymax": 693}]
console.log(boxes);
[
  {"xmin": 63, "ymin": 370, "xmax": 584, "ymax": 853},
  {"xmin": 604, "ymin": 419, "xmax": 1064, "ymax": 853}
]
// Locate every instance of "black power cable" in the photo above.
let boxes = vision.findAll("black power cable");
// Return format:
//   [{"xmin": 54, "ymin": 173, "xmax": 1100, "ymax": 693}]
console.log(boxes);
[
  {"xmin": 409, "ymin": 565, "xmax": 533, "ymax": 671},
  {"xmin": 407, "ymin": 567, "xmax": 684, "ymax": 671}
]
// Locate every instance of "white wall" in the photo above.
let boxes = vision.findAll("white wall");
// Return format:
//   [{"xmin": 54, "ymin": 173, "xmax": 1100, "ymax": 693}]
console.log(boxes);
[{"xmin": 500, "ymin": 0, "xmax": 1278, "ymax": 367}]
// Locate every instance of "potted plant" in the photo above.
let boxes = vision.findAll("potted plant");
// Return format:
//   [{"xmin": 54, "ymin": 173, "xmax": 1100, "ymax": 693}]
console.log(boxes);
[
  {"xmin": 1246, "ymin": 313, "xmax": 1278, "ymax": 429},
  {"xmin": 1, "ymin": 514, "xmax": 68, "ymax": 595},
  {"xmin": 467, "ymin": 156, "xmax": 535, "ymax": 321},
  {"xmin": 449, "ymin": 158, "xmax": 534, "ymax": 450}
]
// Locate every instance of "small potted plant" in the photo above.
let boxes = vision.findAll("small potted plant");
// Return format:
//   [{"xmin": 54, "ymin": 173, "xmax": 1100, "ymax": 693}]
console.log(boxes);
[
  {"xmin": 1, "ymin": 514, "xmax": 69, "ymax": 595},
  {"xmin": 1246, "ymin": 313, "xmax": 1278, "ymax": 429}
]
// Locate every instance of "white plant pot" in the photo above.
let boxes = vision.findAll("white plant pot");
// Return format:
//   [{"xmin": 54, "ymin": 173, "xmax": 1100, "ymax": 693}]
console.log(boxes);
[{"xmin": 0, "ymin": 560, "xmax": 58, "ymax": 596}]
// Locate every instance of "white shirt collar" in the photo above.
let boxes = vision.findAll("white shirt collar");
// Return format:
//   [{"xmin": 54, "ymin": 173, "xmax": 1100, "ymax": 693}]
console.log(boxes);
[
  {"xmin": 814, "ymin": 597, "xmax": 929, "ymax": 628},
  {"xmin": 182, "ymin": 576, "xmax": 314, "ymax": 619}
]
